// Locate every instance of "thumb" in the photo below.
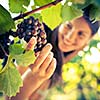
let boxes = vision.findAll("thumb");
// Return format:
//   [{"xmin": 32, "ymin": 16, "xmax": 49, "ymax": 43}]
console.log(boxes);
[{"xmin": 26, "ymin": 37, "xmax": 37, "ymax": 51}]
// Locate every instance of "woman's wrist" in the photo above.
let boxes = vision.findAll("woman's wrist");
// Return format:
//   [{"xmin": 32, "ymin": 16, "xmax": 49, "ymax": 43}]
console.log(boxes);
[{"xmin": 10, "ymin": 68, "xmax": 45, "ymax": 100}]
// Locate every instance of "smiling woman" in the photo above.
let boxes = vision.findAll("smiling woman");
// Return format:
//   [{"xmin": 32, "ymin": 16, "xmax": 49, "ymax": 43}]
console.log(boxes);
[
  {"xmin": 58, "ymin": 17, "xmax": 92, "ymax": 52},
  {"xmin": 15, "ymin": 16, "xmax": 99, "ymax": 100},
  {"xmin": 28, "ymin": 16, "xmax": 100, "ymax": 100}
]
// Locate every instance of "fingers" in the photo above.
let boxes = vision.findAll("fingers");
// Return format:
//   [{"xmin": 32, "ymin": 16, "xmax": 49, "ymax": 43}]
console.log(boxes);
[
  {"xmin": 37, "ymin": 57, "xmax": 56, "ymax": 80},
  {"xmin": 35, "ymin": 51, "xmax": 40, "ymax": 57},
  {"xmin": 26, "ymin": 37, "xmax": 37, "ymax": 51},
  {"xmin": 39, "ymin": 52, "xmax": 53, "ymax": 71},
  {"xmin": 28, "ymin": 43, "xmax": 56, "ymax": 81},
  {"xmin": 46, "ymin": 58, "xmax": 56, "ymax": 78},
  {"xmin": 29, "ymin": 43, "xmax": 52, "ymax": 72}
]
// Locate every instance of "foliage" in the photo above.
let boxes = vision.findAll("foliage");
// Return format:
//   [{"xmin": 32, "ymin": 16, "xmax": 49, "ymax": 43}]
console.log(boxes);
[
  {"xmin": 0, "ymin": 0, "xmax": 100, "ymax": 98},
  {"xmin": 0, "ymin": 43, "xmax": 36, "ymax": 96},
  {"xmin": 0, "ymin": 5, "xmax": 15, "ymax": 34},
  {"xmin": 9, "ymin": 0, "xmax": 30, "ymax": 13},
  {"xmin": 41, "ymin": 3, "xmax": 62, "ymax": 29},
  {"xmin": 1, "ymin": 0, "xmax": 100, "ymax": 32}
]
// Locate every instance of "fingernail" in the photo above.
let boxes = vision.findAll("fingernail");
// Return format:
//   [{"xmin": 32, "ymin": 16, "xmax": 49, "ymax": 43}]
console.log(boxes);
[{"xmin": 46, "ymin": 43, "xmax": 52, "ymax": 50}]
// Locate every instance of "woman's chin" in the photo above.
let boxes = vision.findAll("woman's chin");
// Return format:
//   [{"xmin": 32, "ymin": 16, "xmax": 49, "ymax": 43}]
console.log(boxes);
[{"xmin": 58, "ymin": 43, "xmax": 74, "ymax": 52}]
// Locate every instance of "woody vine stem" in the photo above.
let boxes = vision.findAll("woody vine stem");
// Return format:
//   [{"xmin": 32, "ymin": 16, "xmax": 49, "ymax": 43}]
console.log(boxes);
[{"xmin": 13, "ymin": 0, "xmax": 63, "ymax": 21}]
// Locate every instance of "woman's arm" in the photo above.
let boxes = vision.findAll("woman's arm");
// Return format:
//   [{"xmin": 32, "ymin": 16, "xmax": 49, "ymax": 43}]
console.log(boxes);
[
  {"xmin": 8, "ymin": 43, "xmax": 56, "ymax": 100},
  {"xmin": 29, "ymin": 79, "xmax": 51, "ymax": 100}
]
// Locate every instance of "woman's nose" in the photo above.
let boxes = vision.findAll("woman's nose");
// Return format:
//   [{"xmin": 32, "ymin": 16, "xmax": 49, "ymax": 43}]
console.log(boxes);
[{"xmin": 64, "ymin": 30, "xmax": 77, "ymax": 44}]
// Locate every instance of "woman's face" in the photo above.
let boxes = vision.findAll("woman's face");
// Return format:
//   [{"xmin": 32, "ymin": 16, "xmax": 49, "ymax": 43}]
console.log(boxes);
[{"xmin": 58, "ymin": 17, "xmax": 92, "ymax": 52}]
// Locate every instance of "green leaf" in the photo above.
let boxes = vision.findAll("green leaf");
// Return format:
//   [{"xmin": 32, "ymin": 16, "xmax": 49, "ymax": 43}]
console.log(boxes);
[
  {"xmin": 34, "ymin": 0, "xmax": 53, "ymax": 6},
  {"xmin": 89, "ymin": 4, "xmax": 100, "ymax": 20},
  {"xmin": 0, "ymin": 5, "xmax": 15, "ymax": 34},
  {"xmin": 0, "ymin": 64, "xmax": 23, "ymax": 97},
  {"xmin": 31, "ymin": 13, "xmax": 42, "ymax": 22},
  {"xmin": 61, "ymin": 3, "xmax": 83, "ymax": 22},
  {"xmin": 9, "ymin": 0, "xmax": 30, "ymax": 13},
  {"xmin": 9, "ymin": 44, "xmax": 25, "ymax": 56},
  {"xmin": 14, "ymin": 51, "xmax": 36, "ymax": 67},
  {"xmin": 41, "ymin": 3, "xmax": 62, "ymax": 30}
]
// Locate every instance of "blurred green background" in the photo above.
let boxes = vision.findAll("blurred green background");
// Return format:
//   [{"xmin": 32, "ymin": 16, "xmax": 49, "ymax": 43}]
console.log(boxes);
[
  {"xmin": 0, "ymin": 31, "xmax": 100, "ymax": 100},
  {"xmin": 46, "ymin": 31, "xmax": 100, "ymax": 100}
]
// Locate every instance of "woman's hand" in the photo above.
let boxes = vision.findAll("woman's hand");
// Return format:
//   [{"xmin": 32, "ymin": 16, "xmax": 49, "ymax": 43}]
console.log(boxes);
[
  {"xmin": 10, "ymin": 38, "xmax": 56, "ymax": 100},
  {"xmin": 29, "ymin": 43, "xmax": 56, "ymax": 81}
]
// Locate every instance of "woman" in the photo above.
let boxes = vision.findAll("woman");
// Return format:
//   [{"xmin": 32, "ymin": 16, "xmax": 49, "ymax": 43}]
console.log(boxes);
[
  {"xmin": 6, "ymin": 12, "xmax": 100, "ymax": 100},
  {"xmin": 29, "ymin": 15, "xmax": 99, "ymax": 100}
]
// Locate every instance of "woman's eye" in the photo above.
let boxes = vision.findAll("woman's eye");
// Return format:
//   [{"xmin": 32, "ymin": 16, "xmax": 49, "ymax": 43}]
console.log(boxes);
[
  {"xmin": 78, "ymin": 31, "xmax": 85, "ymax": 38},
  {"xmin": 78, "ymin": 31, "xmax": 83, "ymax": 36},
  {"xmin": 66, "ymin": 22, "xmax": 72, "ymax": 29}
]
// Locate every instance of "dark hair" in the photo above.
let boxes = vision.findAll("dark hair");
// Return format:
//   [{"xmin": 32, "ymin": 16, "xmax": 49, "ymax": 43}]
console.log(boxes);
[{"xmin": 83, "ymin": 5, "xmax": 100, "ymax": 35}]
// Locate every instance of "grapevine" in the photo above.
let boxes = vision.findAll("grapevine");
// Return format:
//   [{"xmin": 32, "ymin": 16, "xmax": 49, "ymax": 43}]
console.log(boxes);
[{"xmin": 0, "ymin": 0, "xmax": 100, "ymax": 97}]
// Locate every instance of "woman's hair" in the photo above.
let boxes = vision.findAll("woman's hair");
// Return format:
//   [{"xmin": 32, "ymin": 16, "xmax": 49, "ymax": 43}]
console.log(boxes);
[{"xmin": 83, "ymin": 5, "xmax": 100, "ymax": 35}]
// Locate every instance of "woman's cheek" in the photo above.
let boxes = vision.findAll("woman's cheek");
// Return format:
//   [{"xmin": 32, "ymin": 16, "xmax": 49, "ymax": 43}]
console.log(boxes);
[
  {"xmin": 58, "ymin": 42, "xmax": 64, "ymax": 51},
  {"xmin": 77, "ymin": 41, "xmax": 85, "ymax": 49}
]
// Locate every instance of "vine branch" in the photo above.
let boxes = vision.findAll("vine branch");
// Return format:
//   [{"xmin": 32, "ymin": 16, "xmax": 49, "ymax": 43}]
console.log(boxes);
[{"xmin": 13, "ymin": 0, "xmax": 63, "ymax": 21}]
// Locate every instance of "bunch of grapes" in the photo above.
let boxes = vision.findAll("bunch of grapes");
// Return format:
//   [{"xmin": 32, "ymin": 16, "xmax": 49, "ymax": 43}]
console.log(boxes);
[
  {"xmin": 0, "ymin": 16, "xmax": 47, "ymax": 59},
  {"xmin": 11, "ymin": 16, "xmax": 47, "ymax": 52}
]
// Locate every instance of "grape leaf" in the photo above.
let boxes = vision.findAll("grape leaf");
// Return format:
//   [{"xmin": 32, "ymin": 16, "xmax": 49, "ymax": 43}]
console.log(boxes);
[
  {"xmin": 9, "ymin": 44, "xmax": 25, "ymax": 56},
  {"xmin": 61, "ymin": 3, "xmax": 83, "ymax": 22},
  {"xmin": 0, "ymin": 62, "xmax": 23, "ymax": 97},
  {"xmin": 34, "ymin": 0, "xmax": 53, "ymax": 6},
  {"xmin": 41, "ymin": 3, "xmax": 62, "ymax": 30},
  {"xmin": 9, "ymin": 0, "xmax": 30, "ymax": 13},
  {"xmin": 0, "ymin": 5, "xmax": 15, "ymax": 34},
  {"xmin": 14, "ymin": 51, "xmax": 36, "ymax": 67}
]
